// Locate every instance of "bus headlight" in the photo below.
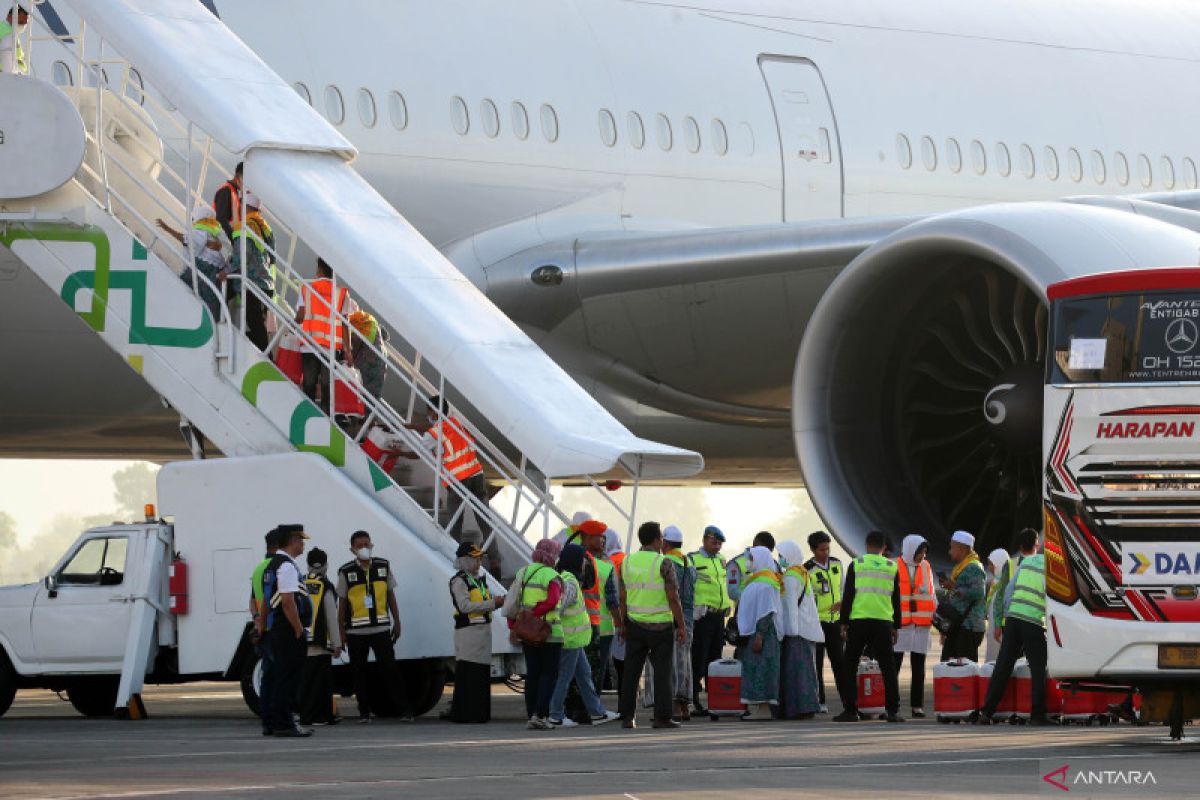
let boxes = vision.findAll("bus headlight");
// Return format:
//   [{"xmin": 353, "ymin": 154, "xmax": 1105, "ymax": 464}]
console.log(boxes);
[{"xmin": 1044, "ymin": 505, "xmax": 1078, "ymax": 605}]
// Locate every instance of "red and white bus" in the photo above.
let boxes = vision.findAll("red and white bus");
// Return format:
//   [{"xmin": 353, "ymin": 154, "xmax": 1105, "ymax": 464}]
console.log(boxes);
[{"xmin": 1044, "ymin": 268, "xmax": 1200, "ymax": 736}]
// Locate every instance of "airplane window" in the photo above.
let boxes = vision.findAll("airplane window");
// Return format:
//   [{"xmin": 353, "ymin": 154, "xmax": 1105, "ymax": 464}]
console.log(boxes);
[
  {"xmin": 126, "ymin": 67, "xmax": 145, "ymax": 106},
  {"xmin": 52, "ymin": 61, "xmax": 72, "ymax": 87},
  {"xmin": 293, "ymin": 82, "xmax": 311, "ymax": 105},
  {"xmin": 540, "ymin": 104, "xmax": 559, "ymax": 143},
  {"xmin": 1090, "ymin": 150, "xmax": 1106, "ymax": 184},
  {"xmin": 1137, "ymin": 154, "xmax": 1152, "ymax": 188},
  {"xmin": 324, "ymin": 86, "xmax": 345, "ymax": 125},
  {"xmin": 1018, "ymin": 144, "xmax": 1035, "ymax": 178},
  {"xmin": 512, "ymin": 102, "xmax": 530, "ymax": 140},
  {"xmin": 1067, "ymin": 148, "xmax": 1083, "ymax": 182},
  {"xmin": 1114, "ymin": 151, "xmax": 1129, "ymax": 185},
  {"xmin": 711, "ymin": 119, "xmax": 728, "ymax": 156},
  {"xmin": 685, "ymin": 116, "xmax": 702, "ymax": 154},
  {"xmin": 599, "ymin": 109, "xmax": 618, "ymax": 147},
  {"xmin": 818, "ymin": 127, "xmax": 832, "ymax": 163},
  {"xmin": 896, "ymin": 134, "xmax": 912, "ymax": 169},
  {"xmin": 357, "ymin": 88, "xmax": 377, "ymax": 128},
  {"xmin": 451, "ymin": 96, "xmax": 470, "ymax": 135},
  {"xmin": 481, "ymin": 99, "xmax": 500, "ymax": 138},
  {"xmin": 994, "ymin": 142, "xmax": 1011, "ymax": 177},
  {"xmin": 738, "ymin": 122, "xmax": 755, "ymax": 156},
  {"xmin": 945, "ymin": 138, "xmax": 962, "ymax": 173},
  {"xmin": 388, "ymin": 91, "xmax": 408, "ymax": 130},
  {"xmin": 970, "ymin": 139, "xmax": 986, "ymax": 175},
  {"xmin": 628, "ymin": 112, "xmax": 645, "ymax": 150},
  {"xmin": 656, "ymin": 114, "xmax": 673, "ymax": 151},
  {"xmin": 1161, "ymin": 156, "xmax": 1176, "ymax": 189},
  {"xmin": 1184, "ymin": 158, "xmax": 1198, "ymax": 190},
  {"xmin": 1044, "ymin": 146, "xmax": 1060, "ymax": 180},
  {"xmin": 920, "ymin": 136, "xmax": 936, "ymax": 171}
]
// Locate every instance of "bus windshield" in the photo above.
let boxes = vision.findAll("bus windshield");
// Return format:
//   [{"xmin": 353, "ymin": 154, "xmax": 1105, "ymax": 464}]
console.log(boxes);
[{"xmin": 1050, "ymin": 289, "xmax": 1200, "ymax": 383}]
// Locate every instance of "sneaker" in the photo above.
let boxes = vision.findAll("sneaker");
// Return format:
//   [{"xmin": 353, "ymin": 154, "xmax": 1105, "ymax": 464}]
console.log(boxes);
[
  {"xmin": 912, "ymin": 708, "xmax": 926, "ymax": 719},
  {"xmin": 358, "ymin": 715, "xmax": 372, "ymax": 725},
  {"xmin": 591, "ymin": 710, "xmax": 621, "ymax": 726},
  {"xmin": 832, "ymin": 710, "xmax": 860, "ymax": 723},
  {"xmin": 818, "ymin": 704, "xmax": 829, "ymax": 714},
  {"xmin": 549, "ymin": 717, "xmax": 579, "ymax": 728},
  {"xmin": 885, "ymin": 714, "xmax": 906, "ymax": 723},
  {"xmin": 399, "ymin": 714, "xmax": 415, "ymax": 723},
  {"xmin": 526, "ymin": 716, "xmax": 540, "ymax": 730},
  {"xmin": 531, "ymin": 716, "xmax": 553, "ymax": 730}
]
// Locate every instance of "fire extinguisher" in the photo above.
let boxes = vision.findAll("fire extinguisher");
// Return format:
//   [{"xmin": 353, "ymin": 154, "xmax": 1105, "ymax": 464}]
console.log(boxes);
[{"xmin": 168, "ymin": 554, "xmax": 189, "ymax": 615}]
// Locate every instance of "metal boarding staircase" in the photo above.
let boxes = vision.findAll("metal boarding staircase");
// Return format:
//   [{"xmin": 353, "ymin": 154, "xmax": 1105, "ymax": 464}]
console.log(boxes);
[{"xmin": 0, "ymin": 1, "xmax": 703, "ymax": 590}]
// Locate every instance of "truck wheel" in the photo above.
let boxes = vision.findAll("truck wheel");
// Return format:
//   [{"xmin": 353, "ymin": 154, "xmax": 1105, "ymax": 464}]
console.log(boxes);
[
  {"xmin": 239, "ymin": 654, "xmax": 263, "ymax": 717},
  {"xmin": 0, "ymin": 652, "xmax": 17, "ymax": 717},
  {"xmin": 405, "ymin": 659, "xmax": 447, "ymax": 718},
  {"xmin": 67, "ymin": 677, "xmax": 119, "ymax": 717}
]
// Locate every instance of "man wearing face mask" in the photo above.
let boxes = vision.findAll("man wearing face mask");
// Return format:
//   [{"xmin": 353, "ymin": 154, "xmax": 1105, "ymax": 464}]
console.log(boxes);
[
  {"xmin": 0, "ymin": 2, "xmax": 29, "ymax": 76},
  {"xmin": 337, "ymin": 530, "xmax": 411, "ymax": 723}
]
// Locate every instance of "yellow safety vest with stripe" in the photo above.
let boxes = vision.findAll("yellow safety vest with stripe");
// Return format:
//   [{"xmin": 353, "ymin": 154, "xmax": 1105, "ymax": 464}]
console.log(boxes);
[
  {"xmin": 621, "ymin": 550, "xmax": 673, "ymax": 624},
  {"xmin": 302, "ymin": 575, "xmax": 333, "ymax": 646},
  {"xmin": 807, "ymin": 559, "xmax": 843, "ymax": 623},
  {"xmin": 849, "ymin": 553, "xmax": 897, "ymax": 622},
  {"xmin": 691, "ymin": 551, "xmax": 730, "ymax": 611},
  {"xmin": 559, "ymin": 572, "xmax": 593, "ymax": 649},
  {"xmin": 450, "ymin": 571, "xmax": 492, "ymax": 629},
  {"xmin": 1005, "ymin": 554, "xmax": 1046, "ymax": 629},
  {"xmin": 518, "ymin": 563, "xmax": 562, "ymax": 643},
  {"xmin": 0, "ymin": 21, "xmax": 27, "ymax": 75},
  {"xmin": 338, "ymin": 558, "xmax": 392, "ymax": 629},
  {"xmin": 588, "ymin": 556, "xmax": 616, "ymax": 636}
]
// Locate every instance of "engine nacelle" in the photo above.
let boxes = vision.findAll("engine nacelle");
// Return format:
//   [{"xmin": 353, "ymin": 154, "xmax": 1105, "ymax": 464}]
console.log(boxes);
[{"xmin": 794, "ymin": 201, "xmax": 1200, "ymax": 560}]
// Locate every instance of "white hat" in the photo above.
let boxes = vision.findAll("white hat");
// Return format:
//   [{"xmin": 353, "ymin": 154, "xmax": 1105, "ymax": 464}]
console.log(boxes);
[
  {"xmin": 950, "ymin": 530, "xmax": 976, "ymax": 548},
  {"xmin": 192, "ymin": 200, "xmax": 214, "ymax": 221},
  {"xmin": 570, "ymin": 511, "xmax": 592, "ymax": 527},
  {"xmin": 244, "ymin": 191, "xmax": 261, "ymax": 209},
  {"xmin": 663, "ymin": 525, "xmax": 684, "ymax": 544}
]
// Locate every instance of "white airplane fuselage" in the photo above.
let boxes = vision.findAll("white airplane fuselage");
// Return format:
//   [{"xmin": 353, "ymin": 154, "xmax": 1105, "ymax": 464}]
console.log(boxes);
[{"xmin": 3, "ymin": 0, "xmax": 1199, "ymax": 477}]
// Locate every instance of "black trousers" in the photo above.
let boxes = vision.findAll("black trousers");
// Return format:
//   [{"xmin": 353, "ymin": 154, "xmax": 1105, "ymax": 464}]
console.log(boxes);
[
  {"xmin": 619, "ymin": 621, "xmax": 674, "ymax": 722},
  {"xmin": 301, "ymin": 353, "xmax": 329, "ymax": 411},
  {"xmin": 522, "ymin": 642, "xmax": 562, "ymax": 719},
  {"xmin": 941, "ymin": 628, "xmax": 984, "ymax": 662},
  {"xmin": 981, "ymin": 618, "xmax": 1048, "ymax": 718},
  {"xmin": 346, "ymin": 631, "xmax": 410, "ymax": 717},
  {"xmin": 814, "ymin": 620, "xmax": 850, "ymax": 706},
  {"xmin": 691, "ymin": 610, "xmax": 726, "ymax": 702},
  {"xmin": 842, "ymin": 619, "xmax": 900, "ymax": 715},
  {"xmin": 244, "ymin": 291, "xmax": 270, "ymax": 352},
  {"xmin": 449, "ymin": 659, "xmax": 491, "ymax": 723},
  {"xmin": 266, "ymin": 626, "xmax": 306, "ymax": 732},
  {"xmin": 893, "ymin": 651, "xmax": 927, "ymax": 709},
  {"xmin": 298, "ymin": 653, "xmax": 335, "ymax": 724},
  {"xmin": 447, "ymin": 473, "xmax": 494, "ymax": 543},
  {"xmin": 256, "ymin": 639, "xmax": 275, "ymax": 733}
]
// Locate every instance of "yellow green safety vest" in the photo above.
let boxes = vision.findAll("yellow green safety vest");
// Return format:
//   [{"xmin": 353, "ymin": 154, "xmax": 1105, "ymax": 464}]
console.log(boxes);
[
  {"xmin": 339, "ymin": 559, "xmax": 392, "ymax": 629},
  {"xmin": 518, "ymin": 564, "xmax": 562, "ymax": 643},
  {"xmin": 849, "ymin": 553, "xmax": 897, "ymax": 622},
  {"xmin": 1005, "ymin": 554, "xmax": 1046, "ymax": 628},
  {"xmin": 0, "ymin": 21, "xmax": 27, "ymax": 75},
  {"xmin": 232, "ymin": 225, "xmax": 266, "ymax": 253},
  {"xmin": 622, "ymin": 550, "xmax": 672, "ymax": 624},
  {"xmin": 559, "ymin": 572, "xmax": 592, "ymax": 649},
  {"xmin": 691, "ymin": 550, "xmax": 730, "ymax": 611},
  {"xmin": 450, "ymin": 571, "xmax": 491, "ymax": 628},
  {"xmin": 808, "ymin": 559, "xmax": 843, "ymax": 623},
  {"xmin": 595, "ymin": 557, "xmax": 615, "ymax": 636}
]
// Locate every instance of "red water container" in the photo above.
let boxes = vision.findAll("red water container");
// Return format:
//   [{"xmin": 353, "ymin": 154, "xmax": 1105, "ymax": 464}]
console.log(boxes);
[
  {"xmin": 274, "ymin": 335, "xmax": 303, "ymax": 384},
  {"xmin": 933, "ymin": 659, "xmax": 980, "ymax": 720},
  {"xmin": 333, "ymin": 368, "xmax": 366, "ymax": 418},
  {"xmin": 706, "ymin": 658, "xmax": 744, "ymax": 718},
  {"xmin": 1011, "ymin": 659, "xmax": 1033, "ymax": 718},
  {"xmin": 1045, "ymin": 677, "xmax": 1066, "ymax": 716},
  {"xmin": 857, "ymin": 659, "xmax": 886, "ymax": 715},
  {"xmin": 980, "ymin": 661, "xmax": 1016, "ymax": 718}
]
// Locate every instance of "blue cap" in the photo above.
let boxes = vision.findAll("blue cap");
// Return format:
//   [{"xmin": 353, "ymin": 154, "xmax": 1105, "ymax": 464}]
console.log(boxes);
[{"xmin": 703, "ymin": 525, "xmax": 726, "ymax": 542}]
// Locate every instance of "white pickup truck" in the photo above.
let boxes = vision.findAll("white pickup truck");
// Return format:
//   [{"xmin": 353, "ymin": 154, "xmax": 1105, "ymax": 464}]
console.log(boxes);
[{"xmin": 0, "ymin": 453, "xmax": 516, "ymax": 719}]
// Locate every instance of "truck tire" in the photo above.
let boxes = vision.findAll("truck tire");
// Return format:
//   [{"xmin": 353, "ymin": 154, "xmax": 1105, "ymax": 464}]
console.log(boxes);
[
  {"xmin": 0, "ymin": 652, "xmax": 17, "ymax": 717},
  {"xmin": 239, "ymin": 653, "xmax": 263, "ymax": 717},
  {"xmin": 403, "ymin": 659, "xmax": 447, "ymax": 718},
  {"xmin": 67, "ymin": 677, "xmax": 119, "ymax": 717}
]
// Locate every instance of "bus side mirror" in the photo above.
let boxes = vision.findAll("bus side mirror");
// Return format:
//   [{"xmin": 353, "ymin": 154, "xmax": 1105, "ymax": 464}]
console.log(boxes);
[{"xmin": 44, "ymin": 575, "xmax": 58, "ymax": 598}]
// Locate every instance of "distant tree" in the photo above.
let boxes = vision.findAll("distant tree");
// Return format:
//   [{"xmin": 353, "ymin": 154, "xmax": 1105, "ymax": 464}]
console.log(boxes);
[
  {"xmin": 0, "ymin": 511, "xmax": 16, "ymax": 552},
  {"xmin": 112, "ymin": 462, "xmax": 159, "ymax": 518}
]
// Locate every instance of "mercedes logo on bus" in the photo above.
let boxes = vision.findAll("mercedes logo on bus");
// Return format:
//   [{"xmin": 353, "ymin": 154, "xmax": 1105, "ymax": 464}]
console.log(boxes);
[{"xmin": 1165, "ymin": 318, "xmax": 1199, "ymax": 354}]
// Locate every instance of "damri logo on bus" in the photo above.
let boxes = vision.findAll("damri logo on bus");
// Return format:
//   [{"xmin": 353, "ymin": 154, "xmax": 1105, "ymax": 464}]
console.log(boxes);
[{"xmin": 1124, "ymin": 543, "xmax": 1200, "ymax": 585}]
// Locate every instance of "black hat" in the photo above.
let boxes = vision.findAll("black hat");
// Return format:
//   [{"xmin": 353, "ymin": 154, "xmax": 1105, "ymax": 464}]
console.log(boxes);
[
  {"xmin": 456, "ymin": 541, "xmax": 484, "ymax": 559},
  {"xmin": 307, "ymin": 547, "xmax": 327, "ymax": 568}
]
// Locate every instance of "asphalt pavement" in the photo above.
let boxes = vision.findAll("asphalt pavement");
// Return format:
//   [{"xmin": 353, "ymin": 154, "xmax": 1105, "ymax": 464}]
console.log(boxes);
[{"xmin": 1, "ymin": 682, "xmax": 1197, "ymax": 799}]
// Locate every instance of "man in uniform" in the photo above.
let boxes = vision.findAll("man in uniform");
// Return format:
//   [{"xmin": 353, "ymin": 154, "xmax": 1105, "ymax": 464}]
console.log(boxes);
[
  {"xmin": 727, "ymin": 530, "xmax": 776, "ymax": 602},
  {"xmin": 337, "ymin": 530, "xmax": 411, "ymax": 723},
  {"xmin": 249, "ymin": 527, "xmax": 282, "ymax": 736},
  {"xmin": 689, "ymin": 525, "xmax": 730, "ymax": 715},
  {"xmin": 833, "ymin": 530, "xmax": 903, "ymax": 723},
  {"xmin": 259, "ymin": 524, "xmax": 313, "ymax": 737},
  {"xmin": 298, "ymin": 548, "xmax": 343, "ymax": 726},
  {"xmin": 0, "ymin": 2, "xmax": 29, "ymax": 75},
  {"xmin": 805, "ymin": 530, "xmax": 848, "ymax": 713}
]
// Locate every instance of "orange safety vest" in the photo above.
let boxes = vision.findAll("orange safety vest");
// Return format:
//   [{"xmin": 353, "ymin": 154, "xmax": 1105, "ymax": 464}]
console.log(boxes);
[
  {"xmin": 217, "ymin": 180, "xmax": 241, "ymax": 223},
  {"xmin": 897, "ymin": 558, "xmax": 936, "ymax": 627},
  {"xmin": 582, "ymin": 551, "xmax": 602, "ymax": 626},
  {"xmin": 427, "ymin": 416, "xmax": 483, "ymax": 485},
  {"xmin": 301, "ymin": 278, "xmax": 349, "ymax": 350}
]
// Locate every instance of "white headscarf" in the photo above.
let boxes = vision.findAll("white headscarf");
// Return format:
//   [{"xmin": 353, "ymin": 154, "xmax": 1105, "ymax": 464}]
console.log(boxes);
[
  {"xmin": 192, "ymin": 200, "xmax": 215, "ymax": 222},
  {"xmin": 776, "ymin": 540, "xmax": 804, "ymax": 569},
  {"xmin": 736, "ymin": 546, "xmax": 784, "ymax": 639},
  {"xmin": 901, "ymin": 534, "xmax": 927, "ymax": 564},
  {"xmin": 988, "ymin": 548, "xmax": 1009, "ymax": 575},
  {"xmin": 604, "ymin": 528, "xmax": 623, "ymax": 557}
]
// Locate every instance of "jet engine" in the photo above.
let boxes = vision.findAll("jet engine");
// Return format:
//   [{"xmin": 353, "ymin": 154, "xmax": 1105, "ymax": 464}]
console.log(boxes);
[{"xmin": 794, "ymin": 201, "xmax": 1200, "ymax": 559}]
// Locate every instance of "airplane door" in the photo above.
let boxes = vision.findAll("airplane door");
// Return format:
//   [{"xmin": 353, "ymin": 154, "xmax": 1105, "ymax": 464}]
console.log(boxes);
[{"xmin": 759, "ymin": 57, "xmax": 843, "ymax": 221}]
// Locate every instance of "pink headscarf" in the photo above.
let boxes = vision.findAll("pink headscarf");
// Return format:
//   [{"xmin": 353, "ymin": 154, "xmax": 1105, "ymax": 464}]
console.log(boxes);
[{"xmin": 532, "ymin": 538, "xmax": 562, "ymax": 567}]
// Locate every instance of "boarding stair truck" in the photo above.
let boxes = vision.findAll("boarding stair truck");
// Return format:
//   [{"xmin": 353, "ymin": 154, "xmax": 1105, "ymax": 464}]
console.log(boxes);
[
  {"xmin": 1044, "ymin": 268, "xmax": 1200, "ymax": 739},
  {"xmin": 0, "ymin": 1, "xmax": 702, "ymax": 719}
]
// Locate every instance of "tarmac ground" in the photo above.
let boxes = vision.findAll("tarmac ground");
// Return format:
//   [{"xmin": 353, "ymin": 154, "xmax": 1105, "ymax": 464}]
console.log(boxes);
[{"xmin": 2, "ymin": 679, "xmax": 1198, "ymax": 799}]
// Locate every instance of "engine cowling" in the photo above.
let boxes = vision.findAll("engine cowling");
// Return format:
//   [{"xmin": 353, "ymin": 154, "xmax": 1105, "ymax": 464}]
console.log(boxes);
[{"xmin": 794, "ymin": 201, "xmax": 1200, "ymax": 560}]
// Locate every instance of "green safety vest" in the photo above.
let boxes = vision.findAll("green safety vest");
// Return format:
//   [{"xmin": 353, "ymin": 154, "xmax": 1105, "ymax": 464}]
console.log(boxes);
[
  {"xmin": 622, "ymin": 550, "xmax": 672, "ymax": 624},
  {"xmin": 559, "ymin": 572, "xmax": 592, "ymax": 649},
  {"xmin": 691, "ymin": 550, "xmax": 730, "ymax": 611},
  {"xmin": 1005, "ymin": 554, "xmax": 1046, "ymax": 629},
  {"xmin": 849, "ymin": 553, "xmax": 897, "ymax": 622},
  {"xmin": 0, "ymin": 21, "xmax": 27, "ymax": 75},
  {"xmin": 595, "ymin": 557, "xmax": 615, "ymax": 636},
  {"xmin": 518, "ymin": 564, "xmax": 562, "ymax": 643},
  {"xmin": 808, "ymin": 559, "xmax": 843, "ymax": 623}
]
